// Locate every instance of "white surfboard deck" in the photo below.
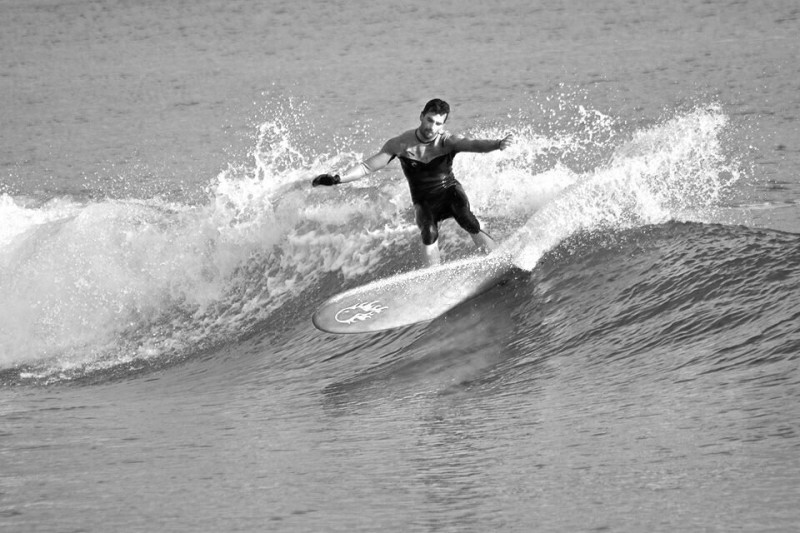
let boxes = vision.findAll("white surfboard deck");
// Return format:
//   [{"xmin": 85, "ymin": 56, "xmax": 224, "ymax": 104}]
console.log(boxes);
[{"xmin": 312, "ymin": 253, "xmax": 523, "ymax": 334}]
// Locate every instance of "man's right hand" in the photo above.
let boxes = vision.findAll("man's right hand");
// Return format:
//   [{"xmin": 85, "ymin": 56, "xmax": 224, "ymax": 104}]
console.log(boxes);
[
  {"xmin": 498, "ymin": 134, "xmax": 516, "ymax": 151},
  {"xmin": 311, "ymin": 174, "xmax": 341, "ymax": 187}
]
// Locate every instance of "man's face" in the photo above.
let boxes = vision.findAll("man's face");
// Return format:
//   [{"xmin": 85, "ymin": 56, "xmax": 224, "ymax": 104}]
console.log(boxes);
[{"xmin": 418, "ymin": 112, "xmax": 447, "ymax": 141}]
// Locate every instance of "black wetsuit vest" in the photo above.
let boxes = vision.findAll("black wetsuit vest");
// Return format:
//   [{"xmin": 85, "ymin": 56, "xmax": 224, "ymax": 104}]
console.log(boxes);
[
  {"xmin": 396, "ymin": 152, "xmax": 457, "ymax": 204},
  {"xmin": 381, "ymin": 130, "xmax": 480, "ymax": 241}
]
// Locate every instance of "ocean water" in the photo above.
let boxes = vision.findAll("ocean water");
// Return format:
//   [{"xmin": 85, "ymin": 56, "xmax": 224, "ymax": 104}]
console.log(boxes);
[{"xmin": 1, "ymin": 0, "xmax": 799, "ymax": 531}]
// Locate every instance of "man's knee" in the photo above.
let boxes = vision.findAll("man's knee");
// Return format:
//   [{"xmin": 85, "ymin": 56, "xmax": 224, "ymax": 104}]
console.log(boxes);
[
  {"xmin": 420, "ymin": 224, "xmax": 439, "ymax": 245},
  {"xmin": 457, "ymin": 212, "xmax": 481, "ymax": 235}
]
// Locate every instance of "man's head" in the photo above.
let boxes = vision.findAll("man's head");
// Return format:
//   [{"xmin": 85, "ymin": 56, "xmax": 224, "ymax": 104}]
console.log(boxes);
[
  {"xmin": 418, "ymin": 98, "xmax": 450, "ymax": 142},
  {"xmin": 421, "ymin": 98, "xmax": 450, "ymax": 119}
]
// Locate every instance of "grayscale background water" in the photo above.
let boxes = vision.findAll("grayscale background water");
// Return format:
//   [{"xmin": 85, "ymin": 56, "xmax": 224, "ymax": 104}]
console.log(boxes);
[{"xmin": 1, "ymin": 1, "xmax": 799, "ymax": 531}]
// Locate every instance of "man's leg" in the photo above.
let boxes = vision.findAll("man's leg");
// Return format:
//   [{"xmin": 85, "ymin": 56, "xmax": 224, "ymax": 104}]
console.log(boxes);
[
  {"xmin": 415, "ymin": 203, "xmax": 440, "ymax": 267},
  {"xmin": 470, "ymin": 230, "xmax": 496, "ymax": 254},
  {"xmin": 449, "ymin": 184, "xmax": 495, "ymax": 255},
  {"xmin": 422, "ymin": 242, "xmax": 441, "ymax": 266}
]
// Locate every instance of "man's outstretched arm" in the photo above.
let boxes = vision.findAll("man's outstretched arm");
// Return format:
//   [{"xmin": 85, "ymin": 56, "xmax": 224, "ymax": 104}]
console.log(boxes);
[
  {"xmin": 312, "ymin": 143, "xmax": 396, "ymax": 187},
  {"xmin": 448, "ymin": 133, "xmax": 515, "ymax": 154}
]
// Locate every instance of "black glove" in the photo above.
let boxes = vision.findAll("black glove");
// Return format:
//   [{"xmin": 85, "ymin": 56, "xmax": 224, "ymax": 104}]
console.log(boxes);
[{"xmin": 311, "ymin": 173, "xmax": 341, "ymax": 187}]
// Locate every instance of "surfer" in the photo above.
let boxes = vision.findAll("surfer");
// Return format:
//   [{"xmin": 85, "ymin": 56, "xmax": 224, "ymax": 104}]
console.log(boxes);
[{"xmin": 311, "ymin": 98, "xmax": 514, "ymax": 266}]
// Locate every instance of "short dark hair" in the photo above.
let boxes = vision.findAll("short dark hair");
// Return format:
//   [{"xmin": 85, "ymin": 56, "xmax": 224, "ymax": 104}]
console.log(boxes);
[{"xmin": 421, "ymin": 98, "xmax": 450, "ymax": 118}]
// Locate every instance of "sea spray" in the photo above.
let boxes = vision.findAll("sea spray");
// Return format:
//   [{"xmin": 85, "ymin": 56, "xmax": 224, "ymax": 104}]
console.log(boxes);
[{"xmin": 505, "ymin": 105, "xmax": 741, "ymax": 270}]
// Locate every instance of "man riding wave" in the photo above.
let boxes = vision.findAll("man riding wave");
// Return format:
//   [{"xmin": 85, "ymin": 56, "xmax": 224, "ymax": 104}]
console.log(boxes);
[{"xmin": 312, "ymin": 98, "xmax": 514, "ymax": 266}]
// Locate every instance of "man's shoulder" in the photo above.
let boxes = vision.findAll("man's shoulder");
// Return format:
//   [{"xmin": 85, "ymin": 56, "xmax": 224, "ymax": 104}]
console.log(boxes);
[
  {"xmin": 442, "ymin": 131, "xmax": 468, "ymax": 144},
  {"xmin": 382, "ymin": 129, "xmax": 418, "ymax": 153}
]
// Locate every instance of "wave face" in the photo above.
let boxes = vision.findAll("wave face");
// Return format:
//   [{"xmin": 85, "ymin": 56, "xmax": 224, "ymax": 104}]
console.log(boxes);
[
  {"xmin": 517, "ymin": 222, "xmax": 800, "ymax": 381},
  {"xmin": 0, "ymin": 104, "xmax": 761, "ymax": 384}
]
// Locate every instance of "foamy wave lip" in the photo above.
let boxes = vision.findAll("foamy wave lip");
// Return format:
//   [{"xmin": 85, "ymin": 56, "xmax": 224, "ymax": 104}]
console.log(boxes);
[{"xmin": 506, "ymin": 104, "xmax": 741, "ymax": 270}]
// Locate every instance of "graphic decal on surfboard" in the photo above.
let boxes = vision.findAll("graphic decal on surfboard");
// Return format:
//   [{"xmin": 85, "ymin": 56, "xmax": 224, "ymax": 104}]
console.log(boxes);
[{"xmin": 334, "ymin": 301, "xmax": 389, "ymax": 325}]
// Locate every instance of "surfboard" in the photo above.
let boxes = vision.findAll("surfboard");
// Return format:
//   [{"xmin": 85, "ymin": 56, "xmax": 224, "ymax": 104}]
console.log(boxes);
[{"xmin": 312, "ymin": 253, "xmax": 523, "ymax": 334}]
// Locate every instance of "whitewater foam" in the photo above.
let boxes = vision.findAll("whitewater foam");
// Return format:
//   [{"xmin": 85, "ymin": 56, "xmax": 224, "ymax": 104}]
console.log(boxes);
[{"xmin": 0, "ymin": 101, "xmax": 741, "ymax": 380}]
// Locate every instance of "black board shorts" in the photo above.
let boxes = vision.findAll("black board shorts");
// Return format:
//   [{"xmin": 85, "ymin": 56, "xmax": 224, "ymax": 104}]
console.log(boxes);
[{"xmin": 414, "ymin": 182, "xmax": 481, "ymax": 244}]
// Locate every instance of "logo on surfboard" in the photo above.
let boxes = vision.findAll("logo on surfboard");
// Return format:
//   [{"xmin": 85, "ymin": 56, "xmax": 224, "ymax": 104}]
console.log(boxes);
[{"xmin": 334, "ymin": 301, "xmax": 388, "ymax": 325}]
